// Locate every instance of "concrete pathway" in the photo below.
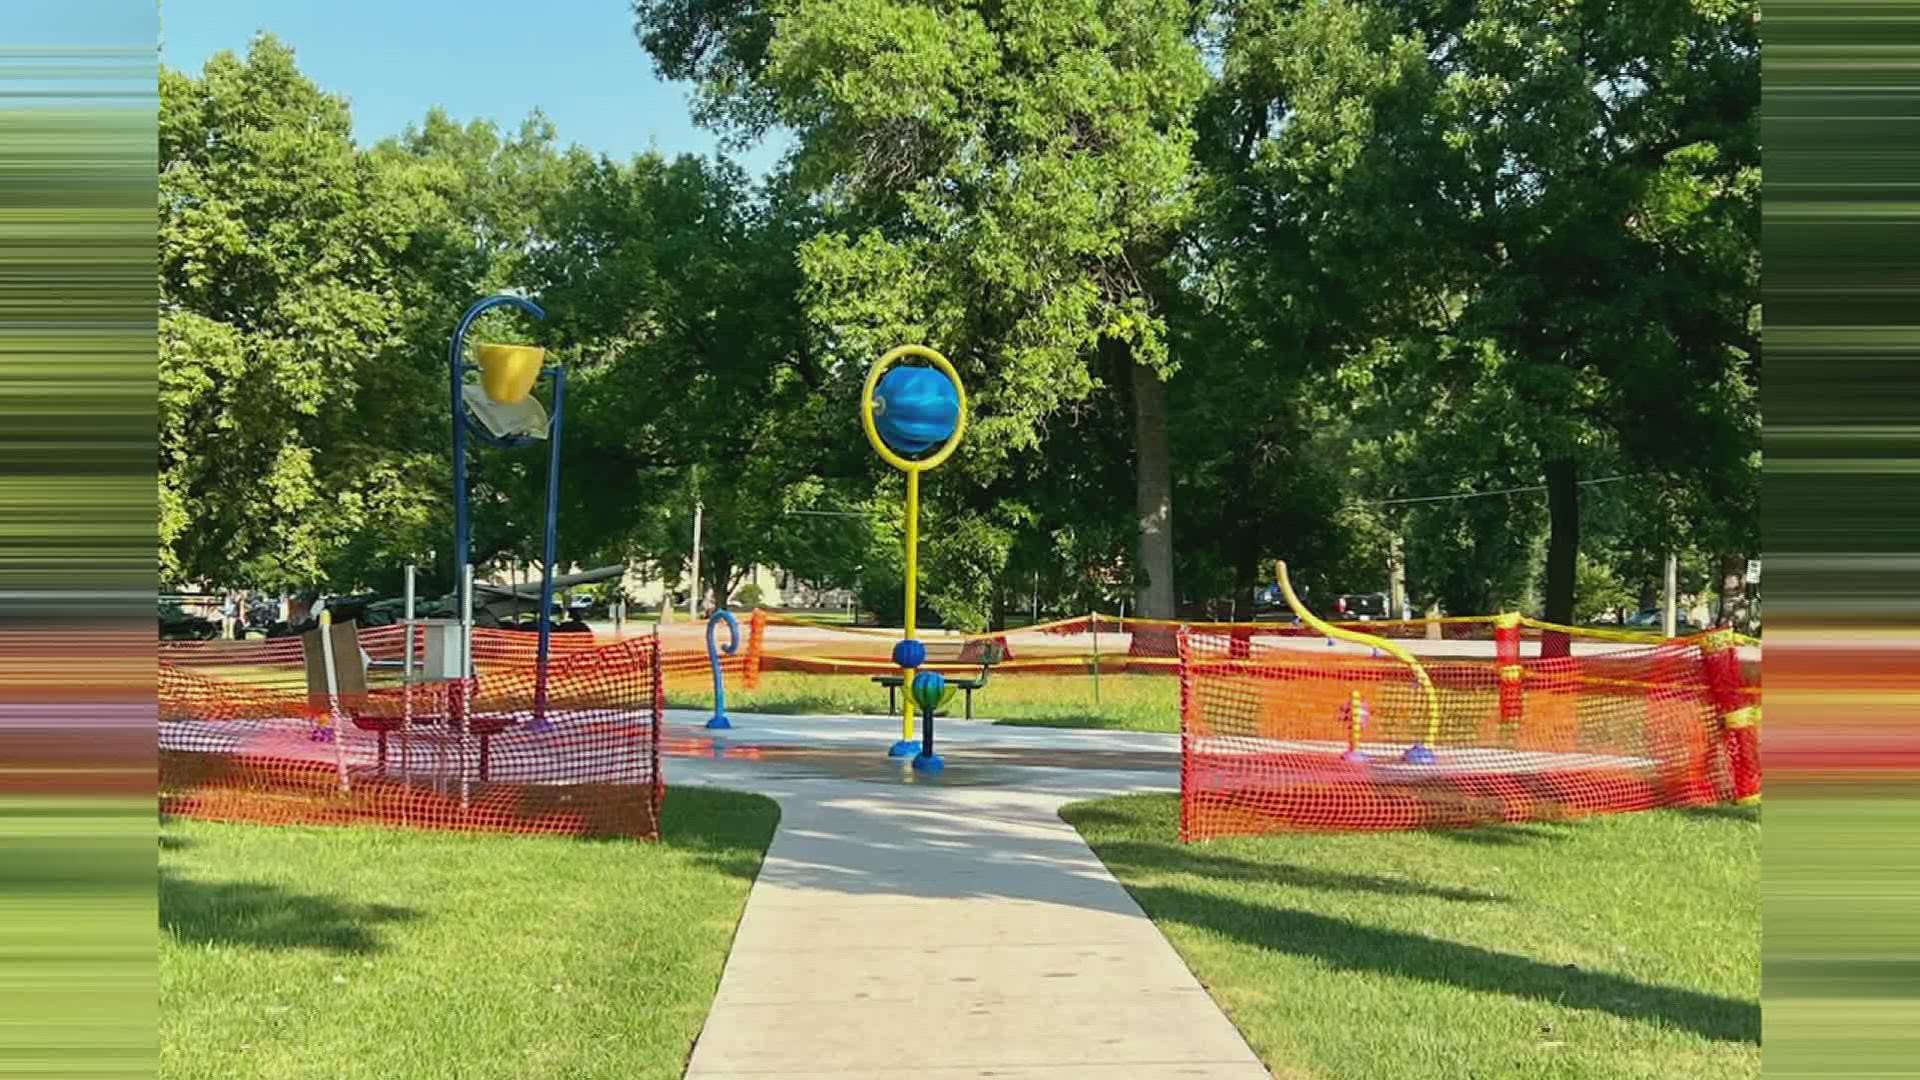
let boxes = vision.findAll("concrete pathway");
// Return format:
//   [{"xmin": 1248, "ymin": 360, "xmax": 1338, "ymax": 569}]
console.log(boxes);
[{"xmin": 663, "ymin": 712, "xmax": 1271, "ymax": 1079}]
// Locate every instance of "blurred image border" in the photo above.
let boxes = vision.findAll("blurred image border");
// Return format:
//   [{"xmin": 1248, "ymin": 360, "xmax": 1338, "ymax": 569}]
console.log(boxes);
[
  {"xmin": 0, "ymin": 4, "xmax": 159, "ymax": 1076},
  {"xmin": 1764, "ymin": 2, "xmax": 1920, "ymax": 1075}
]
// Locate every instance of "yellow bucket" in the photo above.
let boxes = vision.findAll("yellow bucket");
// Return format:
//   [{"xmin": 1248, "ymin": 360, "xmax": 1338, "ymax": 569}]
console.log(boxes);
[{"xmin": 474, "ymin": 343, "xmax": 545, "ymax": 404}]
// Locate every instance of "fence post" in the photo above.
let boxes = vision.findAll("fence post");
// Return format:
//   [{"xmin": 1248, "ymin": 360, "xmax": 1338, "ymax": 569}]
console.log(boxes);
[
  {"xmin": 1699, "ymin": 629, "xmax": 1761, "ymax": 805},
  {"xmin": 650, "ymin": 626, "xmax": 666, "ymax": 837},
  {"xmin": 1090, "ymin": 612, "xmax": 1101, "ymax": 708},
  {"xmin": 1496, "ymin": 612, "xmax": 1523, "ymax": 742},
  {"xmin": 744, "ymin": 607, "xmax": 768, "ymax": 690},
  {"xmin": 1177, "ymin": 627, "xmax": 1196, "ymax": 843}
]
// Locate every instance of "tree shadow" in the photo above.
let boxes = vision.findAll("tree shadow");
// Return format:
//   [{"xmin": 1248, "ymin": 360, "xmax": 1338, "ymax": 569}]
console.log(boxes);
[
  {"xmin": 159, "ymin": 834, "xmax": 194, "ymax": 851},
  {"xmin": 655, "ymin": 786, "xmax": 783, "ymax": 881},
  {"xmin": 1131, "ymin": 885, "xmax": 1759, "ymax": 1044},
  {"xmin": 1677, "ymin": 804, "xmax": 1760, "ymax": 825},
  {"xmin": 1058, "ymin": 800, "xmax": 1154, "ymax": 831},
  {"xmin": 1429, "ymin": 822, "xmax": 1574, "ymax": 846},
  {"xmin": 160, "ymin": 870, "xmax": 421, "ymax": 954},
  {"xmin": 1092, "ymin": 840, "xmax": 1507, "ymax": 903}
]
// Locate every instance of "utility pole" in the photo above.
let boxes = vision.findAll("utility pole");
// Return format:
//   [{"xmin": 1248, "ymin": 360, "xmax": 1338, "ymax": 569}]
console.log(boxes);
[
  {"xmin": 1388, "ymin": 534, "xmax": 1408, "ymax": 620},
  {"xmin": 1663, "ymin": 552, "xmax": 1679, "ymax": 637},
  {"xmin": 689, "ymin": 497, "xmax": 704, "ymax": 620}
]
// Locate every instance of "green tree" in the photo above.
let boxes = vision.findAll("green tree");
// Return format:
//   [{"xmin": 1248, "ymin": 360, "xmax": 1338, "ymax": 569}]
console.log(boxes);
[
  {"xmin": 160, "ymin": 36, "xmax": 411, "ymax": 593},
  {"xmin": 524, "ymin": 151, "xmax": 834, "ymax": 607},
  {"xmin": 1206, "ymin": 0, "xmax": 1759, "ymax": 643},
  {"xmin": 632, "ymin": 0, "xmax": 1213, "ymax": 618}
]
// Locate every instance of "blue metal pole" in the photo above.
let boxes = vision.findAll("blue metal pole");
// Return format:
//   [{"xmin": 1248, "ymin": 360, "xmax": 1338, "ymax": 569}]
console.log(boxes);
[
  {"xmin": 534, "ymin": 365, "xmax": 566, "ymax": 722},
  {"xmin": 449, "ymin": 294, "xmax": 545, "ymax": 588}
]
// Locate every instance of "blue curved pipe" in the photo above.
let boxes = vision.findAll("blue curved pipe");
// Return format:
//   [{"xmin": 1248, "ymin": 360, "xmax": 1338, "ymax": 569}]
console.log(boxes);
[{"xmin": 706, "ymin": 609, "xmax": 741, "ymax": 729}]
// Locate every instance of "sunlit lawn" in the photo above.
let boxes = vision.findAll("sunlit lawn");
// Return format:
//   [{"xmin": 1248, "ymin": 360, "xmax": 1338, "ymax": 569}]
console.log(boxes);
[
  {"xmin": 1064, "ymin": 795, "xmax": 1761, "ymax": 1080},
  {"xmin": 666, "ymin": 671, "xmax": 1180, "ymax": 732},
  {"xmin": 160, "ymin": 787, "xmax": 778, "ymax": 1080}
]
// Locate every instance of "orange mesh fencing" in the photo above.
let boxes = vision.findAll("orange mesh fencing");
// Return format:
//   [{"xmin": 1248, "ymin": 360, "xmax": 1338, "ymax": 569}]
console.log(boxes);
[
  {"xmin": 159, "ymin": 634, "xmax": 664, "ymax": 840},
  {"xmin": 1177, "ymin": 628, "xmax": 1754, "ymax": 839},
  {"xmin": 159, "ymin": 625, "xmax": 605, "ymax": 683}
]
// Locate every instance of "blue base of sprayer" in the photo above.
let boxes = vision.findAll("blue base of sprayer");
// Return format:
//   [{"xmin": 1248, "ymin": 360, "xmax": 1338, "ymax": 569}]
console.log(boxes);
[
  {"xmin": 1341, "ymin": 749, "xmax": 1370, "ymax": 765},
  {"xmin": 912, "ymin": 752, "xmax": 945, "ymax": 773},
  {"xmin": 526, "ymin": 718, "xmax": 555, "ymax": 734},
  {"xmin": 705, "ymin": 714, "xmax": 732, "ymax": 730},
  {"xmin": 888, "ymin": 739, "xmax": 920, "ymax": 758},
  {"xmin": 1402, "ymin": 744, "xmax": 1437, "ymax": 765}
]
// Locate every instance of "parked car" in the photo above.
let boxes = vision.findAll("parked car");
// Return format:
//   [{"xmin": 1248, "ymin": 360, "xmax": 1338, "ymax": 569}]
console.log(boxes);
[
  {"xmin": 1623, "ymin": 609, "xmax": 1699, "ymax": 634},
  {"xmin": 159, "ymin": 602, "xmax": 217, "ymax": 641},
  {"xmin": 1332, "ymin": 592, "xmax": 1392, "ymax": 621}
]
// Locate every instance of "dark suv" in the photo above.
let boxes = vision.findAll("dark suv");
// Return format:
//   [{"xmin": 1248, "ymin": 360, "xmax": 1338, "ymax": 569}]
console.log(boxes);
[{"xmin": 1332, "ymin": 592, "xmax": 1392, "ymax": 621}]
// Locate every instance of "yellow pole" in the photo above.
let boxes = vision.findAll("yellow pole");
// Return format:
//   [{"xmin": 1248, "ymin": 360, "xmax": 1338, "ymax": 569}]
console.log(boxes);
[
  {"xmin": 859, "ymin": 344, "xmax": 967, "ymax": 757},
  {"xmin": 902, "ymin": 469, "xmax": 920, "ymax": 746}
]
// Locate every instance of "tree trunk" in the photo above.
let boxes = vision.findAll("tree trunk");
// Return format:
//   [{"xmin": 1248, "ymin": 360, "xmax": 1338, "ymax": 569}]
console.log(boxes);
[
  {"xmin": 990, "ymin": 583, "xmax": 1007, "ymax": 632},
  {"xmin": 1541, "ymin": 457, "xmax": 1579, "ymax": 658},
  {"xmin": 1718, "ymin": 554, "xmax": 1750, "ymax": 631},
  {"xmin": 1233, "ymin": 539, "xmax": 1258, "ymax": 622},
  {"xmin": 704, "ymin": 553, "xmax": 735, "ymax": 614},
  {"xmin": 1130, "ymin": 361, "xmax": 1176, "ymax": 619}
]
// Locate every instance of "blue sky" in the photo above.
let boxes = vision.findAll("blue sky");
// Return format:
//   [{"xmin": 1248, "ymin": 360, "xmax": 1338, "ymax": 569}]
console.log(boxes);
[{"xmin": 154, "ymin": 0, "xmax": 789, "ymax": 175}]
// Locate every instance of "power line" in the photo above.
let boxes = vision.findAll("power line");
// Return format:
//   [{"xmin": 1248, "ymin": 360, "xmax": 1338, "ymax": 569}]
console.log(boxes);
[
  {"xmin": 1353, "ymin": 474, "xmax": 1636, "ymax": 509},
  {"xmin": 784, "ymin": 508, "xmax": 887, "ymax": 518}
]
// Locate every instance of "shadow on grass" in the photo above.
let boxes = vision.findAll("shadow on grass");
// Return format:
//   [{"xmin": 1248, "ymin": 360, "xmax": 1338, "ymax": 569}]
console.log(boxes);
[
  {"xmin": 159, "ymin": 834, "xmax": 194, "ymax": 851},
  {"xmin": 657, "ymin": 786, "xmax": 782, "ymax": 882},
  {"xmin": 1133, "ymin": 885, "xmax": 1759, "ymax": 1044},
  {"xmin": 1092, "ymin": 840, "xmax": 1507, "ymax": 903},
  {"xmin": 1677, "ymin": 804, "xmax": 1761, "ymax": 824},
  {"xmin": 161, "ymin": 871, "xmax": 421, "ymax": 954},
  {"xmin": 1429, "ymin": 822, "xmax": 1575, "ymax": 846}
]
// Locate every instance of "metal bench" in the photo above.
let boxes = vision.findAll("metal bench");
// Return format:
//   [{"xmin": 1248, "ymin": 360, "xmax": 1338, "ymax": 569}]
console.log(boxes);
[{"xmin": 871, "ymin": 641, "xmax": 1006, "ymax": 720}]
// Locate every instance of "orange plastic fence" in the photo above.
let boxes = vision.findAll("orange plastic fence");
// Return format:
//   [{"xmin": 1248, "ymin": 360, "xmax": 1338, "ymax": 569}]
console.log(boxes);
[
  {"xmin": 1177, "ymin": 628, "xmax": 1756, "ymax": 839},
  {"xmin": 159, "ymin": 633, "xmax": 664, "ymax": 840}
]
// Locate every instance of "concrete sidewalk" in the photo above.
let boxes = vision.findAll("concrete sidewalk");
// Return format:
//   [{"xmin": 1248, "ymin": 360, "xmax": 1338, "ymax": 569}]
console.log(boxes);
[{"xmin": 676, "ymin": 771, "xmax": 1268, "ymax": 1079}]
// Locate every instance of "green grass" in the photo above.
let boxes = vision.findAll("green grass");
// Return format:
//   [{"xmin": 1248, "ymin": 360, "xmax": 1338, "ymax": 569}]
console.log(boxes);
[
  {"xmin": 1, "ymin": 799, "xmax": 156, "ymax": 1076},
  {"xmin": 668, "ymin": 671, "xmax": 1180, "ymax": 732},
  {"xmin": 1762, "ymin": 791, "xmax": 1920, "ymax": 1078},
  {"xmin": 160, "ymin": 787, "xmax": 779, "ymax": 1080},
  {"xmin": 1063, "ymin": 796, "xmax": 1759, "ymax": 1080}
]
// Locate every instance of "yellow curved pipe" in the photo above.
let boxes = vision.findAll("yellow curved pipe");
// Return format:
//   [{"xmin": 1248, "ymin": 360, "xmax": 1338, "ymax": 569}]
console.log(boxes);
[{"xmin": 1275, "ymin": 560, "xmax": 1441, "ymax": 750}]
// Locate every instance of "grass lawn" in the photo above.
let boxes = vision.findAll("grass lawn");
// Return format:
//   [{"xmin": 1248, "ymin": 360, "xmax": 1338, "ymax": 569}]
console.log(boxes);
[
  {"xmin": 1, "ymin": 799, "xmax": 156, "ymax": 1075},
  {"xmin": 667, "ymin": 671, "xmax": 1180, "ymax": 732},
  {"xmin": 160, "ymin": 786, "xmax": 778, "ymax": 1080},
  {"xmin": 1063, "ymin": 796, "xmax": 1760, "ymax": 1080},
  {"xmin": 1762, "ymin": 791, "xmax": 1920, "ymax": 1078}
]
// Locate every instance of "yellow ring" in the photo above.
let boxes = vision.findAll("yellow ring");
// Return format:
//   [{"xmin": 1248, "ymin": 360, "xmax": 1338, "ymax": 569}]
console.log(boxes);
[{"xmin": 861, "ymin": 345, "xmax": 969, "ymax": 473}]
